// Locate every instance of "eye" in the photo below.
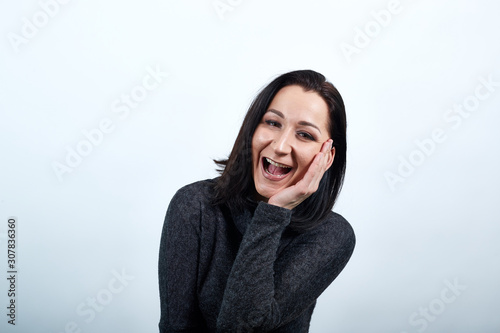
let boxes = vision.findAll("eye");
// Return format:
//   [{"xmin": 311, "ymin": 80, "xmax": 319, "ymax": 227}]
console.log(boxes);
[
  {"xmin": 265, "ymin": 120, "xmax": 281, "ymax": 128},
  {"xmin": 298, "ymin": 132, "xmax": 316, "ymax": 141}
]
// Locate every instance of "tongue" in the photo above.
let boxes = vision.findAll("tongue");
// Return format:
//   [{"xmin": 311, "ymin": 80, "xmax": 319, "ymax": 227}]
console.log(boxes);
[{"xmin": 268, "ymin": 163, "xmax": 288, "ymax": 175}]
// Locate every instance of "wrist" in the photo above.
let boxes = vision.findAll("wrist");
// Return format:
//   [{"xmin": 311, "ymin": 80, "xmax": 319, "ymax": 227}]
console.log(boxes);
[
  {"xmin": 255, "ymin": 201, "xmax": 293, "ymax": 223},
  {"xmin": 267, "ymin": 198, "xmax": 294, "ymax": 210}
]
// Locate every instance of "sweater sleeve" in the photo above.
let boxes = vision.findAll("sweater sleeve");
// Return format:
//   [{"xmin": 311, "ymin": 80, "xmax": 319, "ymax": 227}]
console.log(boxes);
[
  {"xmin": 158, "ymin": 186, "xmax": 207, "ymax": 332},
  {"xmin": 216, "ymin": 201, "xmax": 355, "ymax": 332}
]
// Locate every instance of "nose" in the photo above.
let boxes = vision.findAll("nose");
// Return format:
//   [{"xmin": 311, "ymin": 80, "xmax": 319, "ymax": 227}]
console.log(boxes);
[{"xmin": 273, "ymin": 129, "xmax": 293, "ymax": 155}]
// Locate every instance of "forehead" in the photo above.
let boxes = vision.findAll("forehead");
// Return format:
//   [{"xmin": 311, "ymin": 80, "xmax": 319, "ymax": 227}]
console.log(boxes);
[{"xmin": 268, "ymin": 85, "xmax": 329, "ymax": 131}]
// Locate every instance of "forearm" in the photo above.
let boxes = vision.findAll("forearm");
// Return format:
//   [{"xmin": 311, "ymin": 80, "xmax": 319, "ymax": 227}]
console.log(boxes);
[
  {"xmin": 217, "ymin": 202, "xmax": 292, "ymax": 331},
  {"xmin": 216, "ymin": 204, "xmax": 356, "ymax": 332}
]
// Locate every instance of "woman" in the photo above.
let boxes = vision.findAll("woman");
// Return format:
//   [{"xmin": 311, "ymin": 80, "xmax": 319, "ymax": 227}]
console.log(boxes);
[{"xmin": 158, "ymin": 70, "xmax": 355, "ymax": 332}]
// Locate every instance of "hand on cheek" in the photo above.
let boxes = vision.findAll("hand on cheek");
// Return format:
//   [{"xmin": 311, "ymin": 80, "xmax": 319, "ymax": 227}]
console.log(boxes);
[{"xmin": 268, "ymin": 139, "xmax": 334, "ymax": 210}]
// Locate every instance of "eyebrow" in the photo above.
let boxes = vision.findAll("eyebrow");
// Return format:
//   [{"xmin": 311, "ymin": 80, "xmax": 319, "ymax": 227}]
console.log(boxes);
[{"xmin": 267, "ymin": 109, "xmax": 322, "ymax": 134}]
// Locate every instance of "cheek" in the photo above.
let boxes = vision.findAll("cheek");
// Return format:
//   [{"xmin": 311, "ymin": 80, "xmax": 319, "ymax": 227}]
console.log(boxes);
[
  {"xmin": 252, "ymin": 128, "xmax": 271, "ymax": 154},
  {"xmin": 251, "ymin": 130, "xmax": 264, "ymax": 166},
  {"xmin": 295, "ymin": 146, "xmax": 320, "ymax": 173}
]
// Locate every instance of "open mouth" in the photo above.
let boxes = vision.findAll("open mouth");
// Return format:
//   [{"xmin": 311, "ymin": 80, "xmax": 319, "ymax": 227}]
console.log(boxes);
[{"xmin": 263, "ymin": 157, "xmax": 292, "ymax": 178}]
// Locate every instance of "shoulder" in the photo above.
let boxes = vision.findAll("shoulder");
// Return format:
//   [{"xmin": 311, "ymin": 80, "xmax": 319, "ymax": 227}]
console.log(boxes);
[
  {"xmin": 174, "ymin": 179, "xmax": 215, "ymax": 198},
  {"xmin": 163, "ymin": 179, "xmax": 219, "ymax": 234},
  {"xmin": 301, "ymin": 211, "xmax": 355, "ymax": 255},
  {"xmin": 166, "ymin": 178, "xmax": 217, "ymax": 217},
  {"xmin": 325, "ymin": 211, "xmax": 355, "ymax": 243},
  {"xmin": 171, "ymin": 178, "xmax": 216, "ymax": 203}
]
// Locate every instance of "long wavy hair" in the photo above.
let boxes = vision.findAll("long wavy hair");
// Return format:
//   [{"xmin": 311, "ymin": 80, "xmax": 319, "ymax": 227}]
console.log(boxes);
[{"xmin": 212, "ymin": 70, "xmax": 347, "ymax": 232}]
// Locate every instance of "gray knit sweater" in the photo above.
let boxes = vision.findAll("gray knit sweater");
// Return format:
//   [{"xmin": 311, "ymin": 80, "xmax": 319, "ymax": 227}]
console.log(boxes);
[{"xmin": 158, "ymin": 178, "xmax": 355, "ymax": 332}]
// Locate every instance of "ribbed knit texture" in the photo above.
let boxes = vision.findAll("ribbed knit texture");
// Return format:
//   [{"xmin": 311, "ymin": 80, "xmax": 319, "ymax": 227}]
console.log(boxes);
[{"xmin": 158, "ymin": 179, "xmax": 355, "ymax": 332}]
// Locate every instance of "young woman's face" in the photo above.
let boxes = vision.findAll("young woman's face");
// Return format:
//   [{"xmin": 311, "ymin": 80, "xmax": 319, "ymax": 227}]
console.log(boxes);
[{"xmin": 251, "ymin": 85, "xmax": 334, "ymax": 201}]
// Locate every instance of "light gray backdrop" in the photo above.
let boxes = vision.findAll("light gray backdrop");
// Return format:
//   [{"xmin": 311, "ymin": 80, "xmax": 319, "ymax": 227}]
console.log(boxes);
[{"xmin": 1, "ymin": 0, "xmax": 499, "ymax": 332}]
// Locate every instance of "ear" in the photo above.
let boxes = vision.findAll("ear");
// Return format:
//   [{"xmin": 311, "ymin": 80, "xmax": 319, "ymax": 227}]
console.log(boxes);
[{"xmin": 325, "ymin": 146, "xmax": 335, "ymax": 171}]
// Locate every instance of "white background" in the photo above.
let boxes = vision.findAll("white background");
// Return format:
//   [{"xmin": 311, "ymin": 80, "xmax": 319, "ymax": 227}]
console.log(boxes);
[{"xmin": 1, "ymin": 0, "xmax": 499, "ymax": 332}]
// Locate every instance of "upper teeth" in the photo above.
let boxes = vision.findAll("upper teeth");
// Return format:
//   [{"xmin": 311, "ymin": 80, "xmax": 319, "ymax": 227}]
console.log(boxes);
[{"xmin": 266, "ymin": 158, "xmax": 291, "ymax": 169}]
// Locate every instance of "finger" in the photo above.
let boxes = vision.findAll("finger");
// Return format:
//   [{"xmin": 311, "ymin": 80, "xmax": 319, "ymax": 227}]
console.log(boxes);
[
  {"xmin": 322, "ymin": 139, "xmax": 333, "ymax": 166},
  {"xmin": 295, "ymin": 140, "xmax": 333, "ymax": 193},
  {"xmin": 320, "ymin": 139, "xmax": 333, "ymax": 154},
  {"xmin": 302, "ymin": 152, "xmax": 326, "ymax": 192},
  {"xmin": 316, "ymin": 139, "xmax": 332, "ymax": 172},
  {"xmin": 310, "ymin": 140, "xmax": 333, "ymax": 186}
]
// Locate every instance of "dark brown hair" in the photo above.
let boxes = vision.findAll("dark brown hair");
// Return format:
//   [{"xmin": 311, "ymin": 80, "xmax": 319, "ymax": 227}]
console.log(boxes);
[{"xmin": 212, "ymin": 70, "xmax": 347, "ymax": 232}]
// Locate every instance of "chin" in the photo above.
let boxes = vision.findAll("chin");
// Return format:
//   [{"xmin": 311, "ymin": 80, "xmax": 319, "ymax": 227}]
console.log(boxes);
[
  {"xmin": 254, "ymin": 182, "xmax": 287, "ymax": 202},
  {"xmin": 254, "ymin": 186, "xmax": 271, "ymax": 202}
]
